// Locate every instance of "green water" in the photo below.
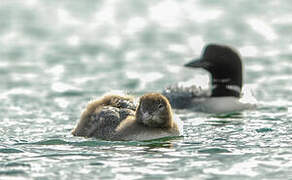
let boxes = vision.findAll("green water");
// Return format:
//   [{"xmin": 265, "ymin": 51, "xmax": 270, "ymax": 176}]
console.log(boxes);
[{"xmin": 0, "ymin": 0, "xmax": 291, "ymax": 179}]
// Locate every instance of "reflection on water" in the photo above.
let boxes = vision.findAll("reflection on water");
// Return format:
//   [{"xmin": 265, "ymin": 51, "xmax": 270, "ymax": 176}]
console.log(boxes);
[{"xmin": 0, "ymin": 0, "xmax": 291, "ymax": 179}]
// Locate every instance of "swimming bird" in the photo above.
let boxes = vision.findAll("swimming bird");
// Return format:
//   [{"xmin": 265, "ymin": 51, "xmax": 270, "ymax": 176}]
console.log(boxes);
[
  {"xmin": 162, "ymin": 44, "xmax": 256, "ymax": 113},
  {"xmin": 112, "ymin": 93, "xmax": 182, "ymax": 141},
  {"xmin": 72, "ymin": 94, "xmax": 136, "ymax": 139},
  {"xmin": 72, "ymin": 93, "xmax": 182, "ymax": 141}
]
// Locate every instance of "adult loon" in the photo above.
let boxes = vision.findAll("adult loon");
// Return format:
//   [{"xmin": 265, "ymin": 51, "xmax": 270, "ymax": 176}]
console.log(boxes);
[
  {"xmin": 162, "ymin": 44, "xmax": 256, "ymax": 113},
  {"xmin": 72, "ymin": 93, "xmax": 183, "ymax": 141}
]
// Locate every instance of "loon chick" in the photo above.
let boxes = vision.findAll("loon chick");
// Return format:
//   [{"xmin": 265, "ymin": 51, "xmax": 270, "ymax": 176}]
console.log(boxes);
[
  {"xmin": 72, "ymin": 94, "xmax": 136, "ymax": 139},
  {"xmin": 163, "ymin": 44, "xmax": 256, "ymax": 113},
  {"xmin": 111, "ymin": 93, "xmax": 182, "ymax": 141}
]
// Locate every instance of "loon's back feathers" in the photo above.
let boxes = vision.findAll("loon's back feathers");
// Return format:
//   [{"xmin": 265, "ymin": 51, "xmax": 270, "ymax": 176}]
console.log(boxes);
[{"xmin": 162, "ymin": 84, "xmax": 210, "ymax": 109}]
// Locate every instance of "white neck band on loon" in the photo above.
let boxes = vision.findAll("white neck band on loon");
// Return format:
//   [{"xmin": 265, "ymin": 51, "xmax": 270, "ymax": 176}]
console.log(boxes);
[
  {"xmin": 211, "ymin": 78, "xmax": 241, "ymax": 97},
  {"xmin": 213, "ymin": 78, "xmax": 231, "ymax": 83}
]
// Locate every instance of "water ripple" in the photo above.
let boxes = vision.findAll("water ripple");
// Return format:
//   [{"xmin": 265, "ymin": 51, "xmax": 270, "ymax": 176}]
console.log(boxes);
[
  {"xmin": 0, "ymin": 148, "xmax": 23, "ymax": 154},
  {"xmin": 0, "ymin": 0, "xmax": 291, "ymax": 179},
  {"xmin": 198, "ymin": 147, "xmax": 232, "ymax": 154}
]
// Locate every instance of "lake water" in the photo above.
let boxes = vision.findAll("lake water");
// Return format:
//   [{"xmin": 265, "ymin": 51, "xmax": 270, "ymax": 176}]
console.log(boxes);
[{"xmin": 0, "ymin": 0, "xmax": 291, "ymax": 179}]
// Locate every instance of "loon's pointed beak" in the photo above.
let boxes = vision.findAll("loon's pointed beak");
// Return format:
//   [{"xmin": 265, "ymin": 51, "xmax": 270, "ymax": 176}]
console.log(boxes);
[{"xmin": 184, "ymin": 58, "xmax": 210, "ymax": 68}]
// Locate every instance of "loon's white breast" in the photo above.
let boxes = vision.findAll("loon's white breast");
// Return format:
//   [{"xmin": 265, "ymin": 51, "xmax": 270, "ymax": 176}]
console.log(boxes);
[{"xmin": 191, "ymin": 96, "xmax": 256, "ymax": 114}]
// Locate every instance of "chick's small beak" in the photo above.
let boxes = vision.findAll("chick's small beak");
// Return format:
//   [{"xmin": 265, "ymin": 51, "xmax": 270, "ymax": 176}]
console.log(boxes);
[{"xmin": 142, "ymin": 112, "xmax": 152, "ymax": 120}]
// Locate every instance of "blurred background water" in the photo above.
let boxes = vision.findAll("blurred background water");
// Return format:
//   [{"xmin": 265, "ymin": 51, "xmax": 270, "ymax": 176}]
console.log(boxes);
[{"xmin": 0, "ymin": 0, "xmax": 291, "ymax": 179}]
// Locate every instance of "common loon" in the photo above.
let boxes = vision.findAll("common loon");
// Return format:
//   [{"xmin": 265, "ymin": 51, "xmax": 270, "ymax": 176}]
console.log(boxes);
[
  {"xmin": 162, "ymin": 44, "xmax": 256, "ymax": 113},
  {"xmin": 72, "ymin": 93, "xmax": 183, "ymax": 141}
]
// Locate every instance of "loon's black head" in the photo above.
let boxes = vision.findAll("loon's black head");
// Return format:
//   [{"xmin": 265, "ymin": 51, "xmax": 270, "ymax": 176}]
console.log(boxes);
[{"xmin": 184, "ymin": 44, "xmax": 243, "ymax": 98}]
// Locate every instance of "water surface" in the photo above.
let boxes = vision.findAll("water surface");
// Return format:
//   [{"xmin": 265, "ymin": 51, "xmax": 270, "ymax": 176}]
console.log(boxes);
[{"xmin": 0, "ymin": 0, "xmax": 291, "ymax": 179}]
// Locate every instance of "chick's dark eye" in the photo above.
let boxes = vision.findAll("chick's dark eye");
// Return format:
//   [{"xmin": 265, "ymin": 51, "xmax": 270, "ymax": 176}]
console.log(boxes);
[{"xmin": 158, "ymin": 103, "xmax": 164, "ymax": 109}]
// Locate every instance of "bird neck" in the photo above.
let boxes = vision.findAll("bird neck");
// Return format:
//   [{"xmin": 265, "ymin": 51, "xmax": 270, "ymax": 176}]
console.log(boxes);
[{"xmin": 211, "ymin": 78, "xmax": 241, "ymax": 97}]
